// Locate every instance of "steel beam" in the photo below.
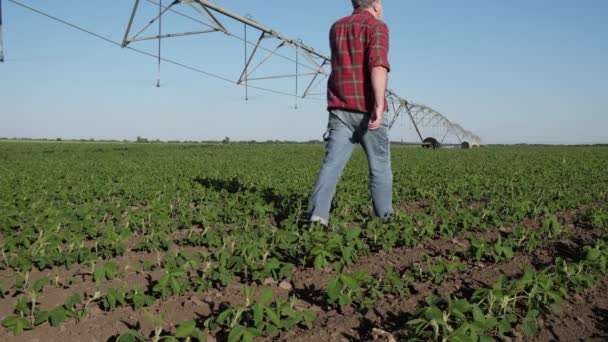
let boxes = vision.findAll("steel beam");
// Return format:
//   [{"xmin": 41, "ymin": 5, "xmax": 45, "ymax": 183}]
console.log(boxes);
[
  {"xmin": 127, "ymin": 1, "xmax": 178, "ymax": 43},
  {"xmin": 244, "ymin": 72, "xmax": 319, "ymax": 82},
  {"xmin": 405, "ymin": 105, "xmax": 425, "ymax": 142},
  {"xmin": 130, "ymin": 28, "xmax": 219, "ymax": 42},
  {"xmin": 237, "ymin": 31, "xmax": 265, "ymax": 84},
  {"xmin": 244, "ymin": 41, "xmax": 286, "ymax": 80},
  {"xmin": 302, "ymin": 60, "xmax": 327, "ymax": 98},
  {"xmin": 186, "ymin": 1, "xmax": 227, "ymax": 34},
  {"xmin": 194, "ymin": 0, "xmax": 328, "ymax": 61}
]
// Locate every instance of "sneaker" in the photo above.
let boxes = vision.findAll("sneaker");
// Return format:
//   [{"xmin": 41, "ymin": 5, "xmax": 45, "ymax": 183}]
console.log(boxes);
[{"xmin": 310, "ymin": 215, "xmax": 329, "ymax": 227}]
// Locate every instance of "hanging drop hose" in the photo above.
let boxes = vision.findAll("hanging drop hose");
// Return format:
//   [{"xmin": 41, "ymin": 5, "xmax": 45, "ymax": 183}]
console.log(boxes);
[
  {"xmin": 244, "ymin": 20, "xmax": 248, "ymax": 101},
  {"xmin": 156, "ymin": 0, "xmax": 162, "ymax": 87},
  {"xmin": 0, "ymin": 0, "xmax": 5, "ymax": 63},
  {"xmin": 295, "ymin": 39, "xmax": 300, "ymax": 110}
]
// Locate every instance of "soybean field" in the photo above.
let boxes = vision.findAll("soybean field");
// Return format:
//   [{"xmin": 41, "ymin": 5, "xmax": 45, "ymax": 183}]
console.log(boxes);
[{"xmin": 1, "ymin": 141, "xmax": 607, "ymax": 341}]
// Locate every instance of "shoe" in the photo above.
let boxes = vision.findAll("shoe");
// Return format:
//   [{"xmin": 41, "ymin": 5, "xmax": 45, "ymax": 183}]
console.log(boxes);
[{"xmin": 310, "ymin": 215, "xmax": 329, "ymax": 227}]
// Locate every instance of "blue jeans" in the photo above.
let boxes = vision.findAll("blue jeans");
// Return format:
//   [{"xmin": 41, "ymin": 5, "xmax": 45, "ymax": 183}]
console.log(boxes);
[{"xmin": 308, "ymin": 109, "xmax": 393, "ymax": 225}]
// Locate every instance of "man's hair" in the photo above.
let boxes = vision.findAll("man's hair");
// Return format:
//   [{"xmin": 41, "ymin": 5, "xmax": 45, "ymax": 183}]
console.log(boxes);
[{"xmin": 351, "ymin": 0, "xmax": 378, "ymax": 10}]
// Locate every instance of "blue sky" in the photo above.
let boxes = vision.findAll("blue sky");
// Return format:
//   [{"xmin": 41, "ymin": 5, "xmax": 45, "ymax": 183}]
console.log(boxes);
[{"xmin": 1, "ymin": 0, "xmax": 607, "ymax": 144}]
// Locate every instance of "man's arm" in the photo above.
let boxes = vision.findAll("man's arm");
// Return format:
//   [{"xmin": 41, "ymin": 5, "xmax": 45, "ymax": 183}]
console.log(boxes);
[
  {"xmin": 369, "ymin": 66, "xmax": 388, "ymax": 130},
  {"xmin": 367, "ymin": 21, "xmax": 390, "ymax": 130}
]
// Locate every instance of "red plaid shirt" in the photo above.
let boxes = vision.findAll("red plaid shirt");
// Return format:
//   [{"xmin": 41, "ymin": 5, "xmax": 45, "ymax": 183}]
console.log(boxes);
[{"xmin": 327, "ymin": 9, "xmax": 391, "ymax": 114}]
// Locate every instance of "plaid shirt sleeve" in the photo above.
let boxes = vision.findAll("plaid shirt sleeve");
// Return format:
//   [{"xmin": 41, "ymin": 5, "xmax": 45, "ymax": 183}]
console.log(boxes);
[{"xmin": 367, "ymin": 22, "xmax": 390, "ymax": 72}]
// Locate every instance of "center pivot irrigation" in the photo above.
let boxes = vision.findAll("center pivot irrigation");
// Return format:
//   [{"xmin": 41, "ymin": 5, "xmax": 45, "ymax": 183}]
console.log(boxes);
[{"xmin": 3, "ymin": 0, "xmax": 481, "ymax": 147}]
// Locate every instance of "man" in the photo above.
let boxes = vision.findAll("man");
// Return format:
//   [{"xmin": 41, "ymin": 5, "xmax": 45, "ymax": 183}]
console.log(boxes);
[{"xmin": 308, "ymin": 0, "xmax": 393, "ymax": 226}]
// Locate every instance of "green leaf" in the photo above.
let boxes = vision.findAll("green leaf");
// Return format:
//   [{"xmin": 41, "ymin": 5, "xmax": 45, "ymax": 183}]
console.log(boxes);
[
  {"xmin": 65, "ymin": 293, "xmax": 82, "ymax": 308},
  {"xmin": 33, "ymin": 278, "xmax": 49, "ymax": 294},
  {"xmin": 586, "ymin": 248, "xmax": 601, "ymax": 261},
  {"xmin": 49, "ymin": 307, "xmax": 68, "ymax": 327},
  {"xmin": 338, "ymin": 295, "xmax": 352, "ymax": 307},
  {"xmin": 472, "ymin": 305, "xmax": 485, "ymax": 323},
  {"xmin": 106, "ymin": 291, "xmax": 117, "ymax": 309},
  {"xmin": 132, "ymin": 292, "xmax": 146, "ymax": 309},
  {"xmin": 266, "ymin": 323, "xmax": 280, "ymax": 337},
  {"xmin": 326, "ymin": 278, "xmax": 341, "ymax": 301},
  {"xmin": 497, "ymin": 319, "xmax": 511, "ymax": 336},
  {"xmin": 94, "ymin": 266, "xmax": 105, "ymax": 283},
  {"xmin": 302, "ymin": 311, "xmax": 315, "ymax": 329},
  {"xmin": 333, "ymin": 262, "xmax": 344, "ymax": 274},
  {"xmin": 227, "ymin": 324, "xmax": 245, "ymax": 342},
  {"xmin": 159, "ymin": 273, "xmax": 170, "ymax": 286},
  {"xmin": 243, "ymin": 327, "xmax": 261, "ymax": 342},
  {"xmin": 34, "ymin": 310, "xmax": 49, "ymax": 326},
  {"xmin": 266, "ymin": 308, "xmax": 283, "ymax": 327},
  {"xmin": 2, "ymin": 316, "xmax": 32, "ymax": 335},
  {"xmin": 450, "ymin": 299, "xmax": 470, "ymax": 319},
  {"xmin": 253, "ymin": 304, "xmax": 264, "ymax": 327},
  {"xmin": 425, "ymin": 295, "xmax": 441, "ymax": 306},
  {"xmin": 116, "ymin": 330, "xmax": 142, "ymax": 342},
  {"xmin": 216, "ymin": 308, "xmax": 233, "ymax": 324},
  {"xmin": 503, "ymin": 246, "xmax": 514, "ymax": 259},
  {"xmin": 260, "ymin": 288, "xmax": 273, "ymax": 306},
  {"xmin": 345, "ymin": 227, "xmax": 362, "ymax": 240},
  {"xmin": 424, "ymin": 306, "xmax": 443, "ymax": 321},
  {"xmin": 341, "ymin": 275, "xmax": 359, "ymax": 289},
  {"xmin": 175, "ymin": 320, "xmax": 196, "ymax": 338},
  {"xmin": 104, "ymin": 262, "xmax": 119, "ymax": 279},
  {"xmin": 550, "ymin": 302, "xmax": 562, "ymax": 314},
  {"xmin": 170, "ymin": 277, "xmax": 181, "ymax": 295},
  {"xmin": 313, "ymin": 254, "xmax": 326, "ymax": 270},
  {"xmin": 479, "ymin": 335, "xmax": 496, "ymax": 342},
  {"xmin": 523, "ymin": 311, "xmax": 539, "ymax": 336}
]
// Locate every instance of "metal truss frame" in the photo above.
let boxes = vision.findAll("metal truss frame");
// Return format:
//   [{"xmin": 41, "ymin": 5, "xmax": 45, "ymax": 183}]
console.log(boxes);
[
  {"xmin": 120, "ymin": 0, "xmax": 481, "ymax": 146},
  {"xmin": 394, "ymin": 103, "xmax": 481, "ymax": 146}
]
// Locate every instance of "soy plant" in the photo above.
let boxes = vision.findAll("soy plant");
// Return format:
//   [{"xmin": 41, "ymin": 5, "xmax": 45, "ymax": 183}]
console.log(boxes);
[
  {"xmin": 326, "ymin": 265, "xmax": 408, "ymax": 310},
  {"xmin": 101, "ymin": 287, "xmax": 155, "ymax": 311},
  {"xmin": 412, "ymin": 255, "xmax": 465, "ymax": 284},
  {"xmin": 470, "ymin": 270, "xmax": 557, "ymax": 337},
  {"xmin": 117, "ymin": 314, "xmax": 206, "ymax": 342},
  {"xmin": 304, "ymin": 226, "xmax": 367, "ymax": 270},
  {"xmin": 153, "ymin": 268, "xmax": 192, "ymax": 299},
  {"xmin": 2, "ymin": 291, "xmax": 102, "ymax": 335},
  {"xmin": 365, "ymin": 217, "xmax": 401, "ymax": 252},
  {"xmin": 94, "ymin": 261, "xmax": 121, "ymax": 283},
  {"xmin": 151, "ymin": 251, "xmax": 209, "ymax": 298},
  {"xmin": 204, "ymin": 286, "xmax": 315, "ymax": 341},
  {"xmin": 1, "ymin": 277, "xmax": 49, "ymax": 335},
  {"xmin": 177, "ymin": 226, "xmax": 223, "ymax": 249},
  {"xmin": 133, "ymin": 229, "xmax": 171, "ymax": 252},
  {"xmin": 576, "ymin": 206, "xmax": 608, "ymax": 230},
  {"xmin": 219, "ymin": 231, "xmax": 293, "ymax": 283},
  {"xmin": 511, "ymin": 224, "xmax": 544, "ymax": 252},
  {"xmin": 406, "ymin": 296, "xmax": 497, "ymax": 342},
  {"xmin": 469, "ymin": 236, "xmax": 514, "ymax": 263},
  {"xmin": 408, "ymin": 235, "xmax": 608, "ymax": 341},
  {"xmin": 541, "ymin": 214, "xmax": 565, "ymax": 239},
  {"xmin": 326, "ymin": 269, "xmax": 380, "ymax": 309},
  {"xmin": 95, "ymin": 224, "xmax": 130, "ymax": 259}
]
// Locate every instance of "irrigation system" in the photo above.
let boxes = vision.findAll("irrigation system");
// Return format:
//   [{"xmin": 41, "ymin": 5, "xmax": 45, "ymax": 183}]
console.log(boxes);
[{"xmin": 2, "ymin": 0, "xmax": 481, "ymax": 147}]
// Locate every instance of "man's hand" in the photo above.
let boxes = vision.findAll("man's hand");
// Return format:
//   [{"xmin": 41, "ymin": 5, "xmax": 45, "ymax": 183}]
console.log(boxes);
[{"xmin": 369, "ymin": 105, "xmax": 384, "ymax": 130}]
